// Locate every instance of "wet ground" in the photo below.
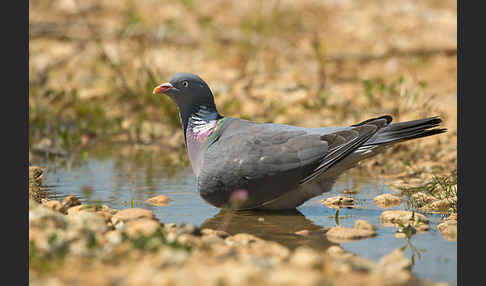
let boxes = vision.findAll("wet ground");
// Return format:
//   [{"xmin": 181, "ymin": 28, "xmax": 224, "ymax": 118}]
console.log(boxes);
[{"xmin": 31, "ymin": 149, "xmax": 457, "ymax": 285}]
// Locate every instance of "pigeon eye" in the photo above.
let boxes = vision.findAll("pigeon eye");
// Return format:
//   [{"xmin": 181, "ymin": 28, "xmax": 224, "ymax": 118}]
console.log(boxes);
[{"xmin": 182, "ymin": 81, "xmax": 189, "ymax": 88}]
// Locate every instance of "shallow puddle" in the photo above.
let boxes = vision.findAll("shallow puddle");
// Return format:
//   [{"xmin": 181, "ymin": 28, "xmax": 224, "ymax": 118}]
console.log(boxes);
[{"xmin": 31, "ymin": 148, "xmax": 457, "ymax": 285}]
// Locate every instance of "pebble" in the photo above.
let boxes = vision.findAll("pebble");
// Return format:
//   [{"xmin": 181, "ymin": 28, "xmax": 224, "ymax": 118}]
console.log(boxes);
[
  {"xmin": 379, "ymin": 210, "xmax": 429, "ymax": 227},
  {"xmin": 373, "ymin": 193, "xmax": 402, "ymax": 208},
  {"xmin": 326, "ymin": 225, "xmax": 377, "ymax": 243},
  {"xmin": 66, "ymin": 204, "xmax": 118, "ymax": 216},
  {"xmin": 111, "ymin": 208, "xmax": 157, "ymax": 225},
  {"xmin": 395, "ymin": 233, "xmax": 407, "ymax": 238},
  {"xmin": 124, "ymin": 219, "xmax": 161, "ymax": 237},
  {"xmin": 320, "ymin": 196, "xmax": 355, "ymax": 209},
  {"xmin": 201, "ymin": 228, "xmax": 230, "ymax": 238},
  {"xmin": 104, "ymin": 230, "xmax": 123, "ymax": 244},
  {"xmin": 146, "ymin": 195, "xmax": 172, "ymax": 206},
  {"xmin": 448, "ymin": 213, "xmax": 457, "ymax": 221},
  {"xmin": 294, "ymin": 229, "xmax": 310, "ymax": 236},
  {"xmin": 376, "ymin": 249, "xmax": 413, "ymax": 285},
  {"xmin": 437, "ymin": 219, "xmax": 457, "ymax": 241},
  {"xmin": 62, "ymin": 195, "xmax": 81, "ymax": 210},
  {"xmin": 66, "ymin": 211, "xmax": 109, "ymax": 235},
  {"xmin": 379, "ymin": 249, "xmax": 412, "ymax": 271},
  {"xmin": 201, "ymin": 234, "xmax": 225, "ymax": 245},
  {"xmin": 415, "ymin": 224, "xmax": 430, "ymax": 232},
  {"xmin": 410, "ymin": 192, "xmax": 435, "ymax": 206},
  {"xmin": 339, "ymin": 188, "xmax": 359, "ymax": 194},
  {"xmin": 289, "ymin": 246, "xmax": 322, "ymax": 269},
  {"xmin": 42, "ymin": 200, "xmax": 65, "ymax": 213},
  {"xmin": 29, "ymin": 166, "xmax": 44, "ymax": 181},
  {"xmin": 326, "ymin": 245, "xmax": 346, "ymax": 256},
  {"xmin": 225, "ymin": 233, "xmax": 260, "ymax": 245},
  {"xmin": 353, "ymin": 219, "xmax": 378, "ymax": 231},
  {"xmin": 426, "ymin": 198, "xmax": 457, "ymax": 212}
]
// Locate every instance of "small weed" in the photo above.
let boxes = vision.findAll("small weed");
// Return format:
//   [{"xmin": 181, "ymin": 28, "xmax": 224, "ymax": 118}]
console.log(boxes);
[
  {"xmin": 334, "ymin": 209, "xmax": 340, "ymax": 225},
  {"xmin": 396, "ymin": 211, "xmax": 420, "ymax": 237},
  {"xmin": 121, "ymin": 227, "xmax": 192, "ymax": 253},
  {"xmin": 123, "ymin": 2, "xmax": 143, "ymax": 28},
  {"xmin": 29, "ymin": 234, "xmax": 69, "ymax": 274},
  {"xmin": 399, "ymin": 235, "xmax": 426, "ymax": 265},
  {"xmin": 29, "ymin": 88, "xmax": 123, "ymax": 150},
  {"xmin": 398, "ymin": 172, "xmax": 457, "ymax": 213},
  {"xmin": 84, "ymin": 202, "xmax": 104, "ymax": 211},
  {"xmin": 362, "ymin": 76, "xmax": 404, "ymax": 105},
  {"xmin": 86, "ymin": 230, "xmax": 98, "ymax": 250}
]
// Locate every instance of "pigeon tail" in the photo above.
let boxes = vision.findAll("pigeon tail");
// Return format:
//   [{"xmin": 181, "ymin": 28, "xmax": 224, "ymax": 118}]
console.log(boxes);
[{"xmin": 362, "ymin": 116, "xmax": 447, "ymax": 146}]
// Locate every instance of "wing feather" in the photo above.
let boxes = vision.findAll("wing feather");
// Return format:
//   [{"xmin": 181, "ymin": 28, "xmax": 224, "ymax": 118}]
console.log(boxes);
[{"xmin": 198, "ymin": 118, "xmax": 385, "ymax": 209}]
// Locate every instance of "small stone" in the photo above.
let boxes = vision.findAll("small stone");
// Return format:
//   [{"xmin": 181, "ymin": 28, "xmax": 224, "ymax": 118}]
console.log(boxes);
[
  {"xmin": 29, "ymin": 167, "xmax": 46, "ymax": 203},
  {"xmin": 29, "ymin": 166, "xmax": 44, "ymax": 181},
  {"xmin": 177, "ymin": 234, "xmax": 192, "ymax": 244},
  {"xmin": 426, "ymin": 198, "xmax": 457, "ymax": 212},
  {"xmin": 111, "ymin": 208, "xmax": 156, "ymax": 225},
  {"xmin": 380, "ymin": 210, "xmax": 429, "ymax": 227},
  {"xmin": 376, "ymin": 249, "xmax": 412, "ymax": 285},
  {"xmin": 105, "ymin": 230, "xmax": 122, "ymax": 244},
  {"xmin": 326, "ymin": 226, "xmax": 376, "ymax": 243},
  {"xmin": 379, "ymin": 249, "xmax": 412, "ymax": 271},
  {"xmin": 29, "ymin": 198, "xmax": 40, "ymax": 210},
  {"xmin": 415, "ymin": 224, "xmax": 430, "ymax": 232},
  {"xmin": 326, "ymin": 245, "xmax": 346, "ymax": 256},
  {"xmin": 146, "ymin": 195, "xmax": 172, "ymax": 206},
  {"xmin": 176, "ymin": 224, "xmax": 200, "ymax": 236},
  {"xmin": 225, "ymin": 233, "xmax": 261, "ymax": 245},
  {"xmin": 201, "ymin": 228, "xmax": 230, "ymax": 238},
  {"xmin": 294, "ymin": 230, "xmax": 310, "ymax": 236},
  {"xmin": 101, "ymin": 205, "xmax": 118, "ymax": 215},
  {"xmin": 94, "ymin": 211, "xmax": 113, "ymax": 223},
  {"xmin": 66, "ymin": 204, "xmax": 117, "ymax": 216},
  {"xmin": 373, "ymin": 193, "xmax": 402, "ymax": 208},
  {"xmin": 321, "ymin": 196, "xmax": 355, "ymax": 208},
  {"xmin": 410, "ymin": 192, "xmax": 435, "ymax": 207},
  {"xmin": 62, "ymin": 195, "xmax": 81, "ymax": 210},
  {"xmin": 447, "ymin": 213, "xmax": 457, "ymax": 221},
  {"xmin": 29, "ymin": 203, "xmax": 68, "ymax": 244},
  {"xmin": 395, "ymin": 233, "xmax": 407, "ymax": 238},
  {"xmin": 437, "ymin": 220, "xmax": 457, "ymax": 241},
  {"xmin": 66, "ymin": 205, "xmax": 86, "ymax": 215},
  {"xmin": 340, "ymin": 188, "xmax": 358, "ymax": 194},
  {"xmin": 67, "ymin": 211, "xmax": 108, "ymax": 235},
  {"xmin": 124, "ymin": 219, "xmax": 161, "ymax": 237},
  {"xmin": 43, "ymin": 200, "xmax": 65, "ymax": 213},
  {"xmin": 289, "ymin": 246, "xmax": 322, "ymax": 268},
  {"xmin": 201, "ymin": 234, "xmax": 225, "ymax": 245},
  {"xmin": 353, "ymin": 219, "xmax": 378, "ymax": 231}
]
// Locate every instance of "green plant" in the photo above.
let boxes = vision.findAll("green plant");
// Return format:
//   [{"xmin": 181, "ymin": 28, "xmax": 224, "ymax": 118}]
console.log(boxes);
[
  {"xmin": 29, "ymin": 234, "xmax": 69, "ymax": 274},
  {"xmin": 398, "ymin": 172, "xmax": 457, "ymax": 213},
  {"xmin": 396, "ymin": 211, "xmax": 419, "ymax": 237},
  {"xmin": 399, "ymin": 236, "xmax": 426, "ymax": 265},
  {"xmin": 121, "ymin": 227, "xmax": 192, "ymax": 253}
]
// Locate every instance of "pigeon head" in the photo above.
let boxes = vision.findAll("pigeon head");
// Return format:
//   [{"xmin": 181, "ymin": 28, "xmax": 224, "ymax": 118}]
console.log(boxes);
[
  {"xmin": 153, "ymin": 73, "xmax": 217, "ymax": 113},
  {"xmin": 153, "ymin": 73, "xmax": 222, "ymax": 139}
]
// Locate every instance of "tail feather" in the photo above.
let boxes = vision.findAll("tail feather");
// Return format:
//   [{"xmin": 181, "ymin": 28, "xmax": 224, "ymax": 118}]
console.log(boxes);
[{"xmin": 363, "ymin": 116, "xmax": 446, "ymax": 146}]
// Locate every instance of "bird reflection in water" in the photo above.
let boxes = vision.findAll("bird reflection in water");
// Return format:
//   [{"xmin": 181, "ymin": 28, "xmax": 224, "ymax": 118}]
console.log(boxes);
[{"xmin": 200, "ymin": 209, "xmax": 338, "ymax": 251}]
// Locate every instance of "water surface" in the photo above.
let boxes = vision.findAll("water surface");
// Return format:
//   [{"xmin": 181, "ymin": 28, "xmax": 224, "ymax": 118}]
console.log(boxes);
[{"xmin": 31, "ymin": 149, "xmax": 456, "ymax": 285}]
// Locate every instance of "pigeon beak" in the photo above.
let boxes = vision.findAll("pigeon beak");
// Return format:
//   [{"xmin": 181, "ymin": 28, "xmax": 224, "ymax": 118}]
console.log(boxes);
[{"xmin": 153, "ymin": 83, "xmax": 174, "ymax": 95}]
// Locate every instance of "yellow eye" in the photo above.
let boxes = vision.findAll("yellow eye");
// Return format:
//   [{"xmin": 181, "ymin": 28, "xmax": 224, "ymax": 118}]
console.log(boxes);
[{"xmin": 182, "ymin": 81, "xmax": 189, "ymax": 87}]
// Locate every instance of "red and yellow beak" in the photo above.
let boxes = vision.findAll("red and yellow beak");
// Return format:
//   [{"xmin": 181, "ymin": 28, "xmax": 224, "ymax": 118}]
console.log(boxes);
[{"xmin": 153, "ymin": 82, "xmax": 174, "ymax": 95}]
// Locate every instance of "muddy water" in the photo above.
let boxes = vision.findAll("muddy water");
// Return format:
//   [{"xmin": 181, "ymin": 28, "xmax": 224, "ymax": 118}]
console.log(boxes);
[{"xmin": 32, "ymin": 149, "xmax": 457, "ymax": 285}]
